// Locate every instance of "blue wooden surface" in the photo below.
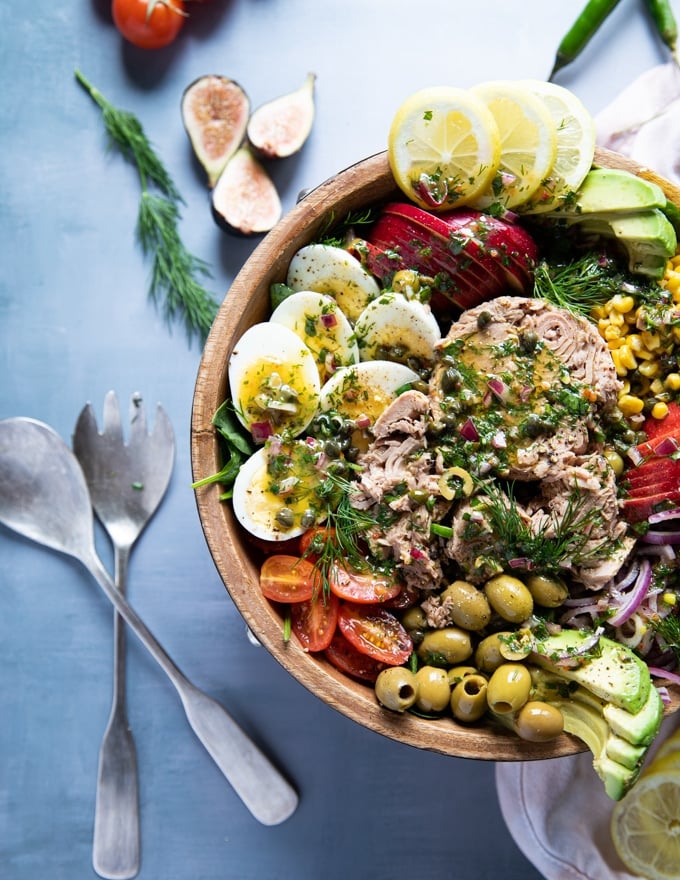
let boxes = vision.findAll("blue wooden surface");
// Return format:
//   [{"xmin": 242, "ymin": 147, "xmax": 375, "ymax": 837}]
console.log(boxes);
[{"xmin": 0, "ymin": 2, "xmax": 665, "ymax": 878}]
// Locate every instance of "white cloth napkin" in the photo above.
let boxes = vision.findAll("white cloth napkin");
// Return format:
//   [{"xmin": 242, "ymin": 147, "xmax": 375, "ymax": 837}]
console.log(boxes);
[
  {"xmin": 496, "ymin": 714, "xmax": 680, "ymax": 880},
  {"xmin": 495, "ymin": 65, "xmax": 680, "ymax": 879}
]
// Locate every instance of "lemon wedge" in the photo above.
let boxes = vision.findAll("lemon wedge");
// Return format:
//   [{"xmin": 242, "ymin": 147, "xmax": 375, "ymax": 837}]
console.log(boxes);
[
  {"xmin": 610, "ymin": 766, "xmax": 680, "ymax": 879},
  {"xmin": 387, "ymin": 86, "xmax": 501, "ymax": 210},
  {"xmin": 470, "ymin": 80, "xmax": 557, "ymax": 210},
  {"xmin": 516, "ymin": 79, "xmax": 596, "ymax": 213}
]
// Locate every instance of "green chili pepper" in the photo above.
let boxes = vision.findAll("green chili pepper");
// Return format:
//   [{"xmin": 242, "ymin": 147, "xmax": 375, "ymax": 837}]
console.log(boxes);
[
  {"xmin": 643, "ymin": 0, "xmax": 678, "ymax": 57},
  {"xmin": 549, "ymin": 0, "xmax": 623, "ymax": 80}
]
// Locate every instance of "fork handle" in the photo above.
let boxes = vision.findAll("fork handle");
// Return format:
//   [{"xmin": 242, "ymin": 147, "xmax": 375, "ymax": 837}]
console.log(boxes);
[{"xmin": 83, "ymin": 549, "xmax": 298, "ymax": 826}]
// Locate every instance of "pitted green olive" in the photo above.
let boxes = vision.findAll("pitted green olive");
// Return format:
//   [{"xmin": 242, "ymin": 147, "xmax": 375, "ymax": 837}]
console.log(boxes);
[
  {"xmin": 401, "ymin": 606, "xmax": 427, "ymax": 632},
  {"xmin": 484, "ymin": 574, "xmax": 534, "ymax": 623},
  {"xmin": 447, "ymin": 665, "xmax": 480, "ymax": 686},
  {"xmin": 525, "ymin": 574, "xmax": 569, "ymax": 608},
  {"xmin": 414, "ymin": 666, "xmax": 451, "ymax": 713},
  {"xmin": 474, "ymin": 632, "xmax": 513, "ymax": 674},
  {"xmin": 450, "ymin": 674, "xmax": 489, "ymax": 722},
  {"xmin": 514, "ymin": 701, "xmax": 565, "ymax": 742},
  {"xmin": 441, "ymin": 580, "xmax": 492, "ymax": 631},
  {"xmin": 374, "ymin": 667, "xmax": 419, "ymax": 713},
  {"xmin": 486, "ymin": 663, "xmax": 532, "ymax": 714},
  {"xmin": 416, "ymin": 627, "xmax": 473, "ymax": 667}
]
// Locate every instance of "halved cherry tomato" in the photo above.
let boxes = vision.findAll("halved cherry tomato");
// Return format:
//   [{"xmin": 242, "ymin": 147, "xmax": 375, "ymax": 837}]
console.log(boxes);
[
  {"xmin": 259, "ymin": 555, "xmax": 319, "ymax": 603},
  {"xmin": 299, "ymin": 526, "xmax": 336, "ymax": 561},
  {"xmin": 112, "ymin": 0, "xmax": 186, "ymax": 50},
  {"xmin": 324, "ymin": 632, "xmax": 387, "ymax": 682},
  {"xmin": 329, "ymin": 564, "xmax": 402, "ymax": 604},
  {"xmin": 337, "ymin": 603, "xmax": 413, "ymax": 665},
  {"xmin": 291, "ymin": 593, "xmax": 339, "ymax": 652}
]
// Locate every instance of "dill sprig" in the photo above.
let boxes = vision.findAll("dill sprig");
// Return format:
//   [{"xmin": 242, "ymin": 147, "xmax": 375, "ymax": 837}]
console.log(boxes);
[
  {"xmin": 75, "ymin": 69, "xmax": 219, "ymax": 341},
  {"xmin": 533, "ymin": 252, "xmax": 630, "ymax": 318},
  {"xmin": 652, "ymin": 612, "xmax": 680, "ymax": 667},
  {"xmin": 474, "ymin": 480, "xmax": 611, "ymax": 575}
]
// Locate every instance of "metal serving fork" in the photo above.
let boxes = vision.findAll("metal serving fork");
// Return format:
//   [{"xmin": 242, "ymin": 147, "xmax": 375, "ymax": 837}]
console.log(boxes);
[{"xmin": 73, "ymin": 391, "xmax": 175, "ymax": 880}]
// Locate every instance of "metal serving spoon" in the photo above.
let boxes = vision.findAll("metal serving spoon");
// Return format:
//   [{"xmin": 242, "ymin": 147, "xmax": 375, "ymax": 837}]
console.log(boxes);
[{"xmin": 0, "ymin": 416, "xmax": 298, "ymax": 827}]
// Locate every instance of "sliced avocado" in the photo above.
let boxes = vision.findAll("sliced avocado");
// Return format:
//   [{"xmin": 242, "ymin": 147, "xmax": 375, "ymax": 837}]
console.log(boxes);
[
  {"xmin": 576, "ymin": 209, "xmax": 676, "ymax": 278},
  {"xmin": 594, "ymin": 753, "xmax": 640, "ymax": 801},
  {"xmin": 570, "ymin": 168, "xmax": 667, "ymax": 214},
  {"xmin": 663, "ymin": 198, "xmax": 680, "ymax": 237},
  {"xmin": 530, "ymin": 631, "xmax": 651, "ymax": 713},
  {"xmin": 606, "ymin": 733, "xmax": 646, "ymax": 770},
  {"xmin": 604, "ymin": 685, "xmax": 664, "ymax": 746}
]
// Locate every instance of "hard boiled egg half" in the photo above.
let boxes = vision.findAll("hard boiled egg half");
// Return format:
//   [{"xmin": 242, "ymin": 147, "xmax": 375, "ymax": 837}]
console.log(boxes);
[
  {"xmin": 232, "ymin": 439, "xmax": 327, "ymax": 541},
  {"xmin": 319, "ymin": 360, "xmax": 420, "ymax": 428},
  {"xmin": 228, "ymin": 323, "xmax": 320, "ymax": 442},
  {"xmin": 354, "ymin": 293, "xmax": 441, "ymax": 366},
  {"xmin": 270, "ymin": 291, "xmax": 358, "ymax": 383}
]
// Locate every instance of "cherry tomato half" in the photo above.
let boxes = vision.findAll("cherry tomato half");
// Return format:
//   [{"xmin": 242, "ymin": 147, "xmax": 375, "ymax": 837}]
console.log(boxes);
[
  {"xmin": 324, "ymin": 632, "xmax": 387, "ymax": 682},
  {"xmin": 338, "ymin": 603, "xmax": 413, "ymax": 666},
  {"xmin": 259, "ymin": 555, "xmax": 319, "ymax": 603},
  {"xmin": 299, "ymin": 526, "xmax": 336, "ymax": 562},
  {"xmin": 329, "ymin": 564, "xmax": 402, "ymax": 604},
  {"xmin": 291, "ymin": 593, "xmax": 339, "ymax": 652},
  {"xmin": 112, "ymin": 0, "xmax": 186, "ymax": 50}
]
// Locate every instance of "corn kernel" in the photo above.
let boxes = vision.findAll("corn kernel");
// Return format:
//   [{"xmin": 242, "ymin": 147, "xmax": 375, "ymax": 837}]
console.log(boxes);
[
  {"xmin": 620, "ymin": 379, "xmax": 631, "ymax": 395},
  {"xmin": 617, "ymin": 344, "xmax": 638, "ymax": 370},
  {"xmin": 604, "ymin": 325, "xmax": 622, "ymax": 341},
  {"xmin": 606, "ymin": 309, "xmax": 625, "ymax": 327},
  {"xmin": 665, "ymin": 372, "xmax": 680, "ymax": 390},
  {"xmin": 651, "ymin": 378, "xmax": 666, "ymax": 395},
  {"xmin": 638, "ymin": 360, "xmax": 661, "ymax": 378},
  {"xmin": 610, "ymin": 294, "xmax": 636, "ymax": 313},
  {"xmin": 662, "ymin": 592, "xmax": 677, "ymax": 606},
  {"xmin": 608, "ymin": 337, "xmax": 626, "ymax": 350},
  {"xmin": 651, "ymin": 401, "xmax": 670, "ymax": 419},
  {"xmin": 591, "ymin": 306, "xmax": 607, "ymax": 320},
  {"xmin": 641, "ymin": 331, "xmax": 662, "ymax": 350},
  {"xmin": 618, "ymin": 394, "xmax": 645, "ymax": 416},
  {"xmin": 627, "ymin": 333, "xmax": 644, "ymax": 353},
  {"xmin": 610, "ymin": 350, "xmax": 628, "ymax": 377},
  {"xmin": 665, "ymin": 273, "xmax": 680, "ymax": 296}
]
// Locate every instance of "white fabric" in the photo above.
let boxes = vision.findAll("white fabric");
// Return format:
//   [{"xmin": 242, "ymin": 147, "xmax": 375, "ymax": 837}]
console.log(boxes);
[{"xmin": 496, "ymin": 65, "xmax": 680, "ymax": 879}]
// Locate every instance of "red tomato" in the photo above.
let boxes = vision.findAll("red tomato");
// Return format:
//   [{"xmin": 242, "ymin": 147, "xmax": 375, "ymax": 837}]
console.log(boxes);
[
  {"xmin": 259, "ymin": 555, "xmax": 319, "ymax": 603},
  {"xmin": 329, "ymin": 564, "xmax": 402, "ymax": 604},
  {"xmin": 337, "ymin": 603, "xmax": 413, "ymax": 665},
  {"xmin": 291, "ymin": 593, "xmax": 339, "ymax": 652},
  {"xmin": 324, "ymin": 632, "xmax": 387, "ymax": 682},
  {"xmin": 112, "ymin": 0, "xmax": 186, "ymax": 49},
  {"xmin": 299, "ymin": 527, "xmax": 336, "ymax": 561}
]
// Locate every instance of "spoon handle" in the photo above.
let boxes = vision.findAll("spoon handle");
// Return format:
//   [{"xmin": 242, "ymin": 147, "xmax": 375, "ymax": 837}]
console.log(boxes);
[
  {"xmin": 84, "ymin": 550, "xmax": 298, "ymax": 826},
  {"xmin": 92, "ymin": 544, "xmax": 140, "ymax": 880}
]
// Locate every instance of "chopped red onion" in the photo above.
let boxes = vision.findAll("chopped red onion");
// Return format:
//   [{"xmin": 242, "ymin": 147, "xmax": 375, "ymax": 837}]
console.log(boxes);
[
  {"xmin": 320, "ymin": 313, "xmax": 338, "ymax": 329},
  {"xmin": 410, "ymin": 547, "xmax": 427, "ymax": 561},
  {"xmin": 491, "ymin": 430, "xmax": 507, "ymax": 449},
  {"xmin": 608, "ymin": 558, "xmax": 652, "ymax": 627},
  {"xmin": 251, "ymin": 421, "xmax": 273, "ymax": 443},
  {"xmin": 638, "ymin": 543, "xmax": 676, "ymax": 561},
  {"xmin": 459, "ymin": 417, "xmax": 480, "ymax": 442},
  {"xmin": 649, "ymin": 507, "xmax": 680, "ymax": 524},
  {"xmin": 487, "ymin": 378, "xmax": 510, "ymax": 404},
  {"xmin": 648, "ymin": 667, "xmax": 680, "ymax": 687},
  {"xmin": 508, "ymin": 557, "xmax": 533, "ymax": 569},
  {"xmin": 654, "ymin": 436, "xmax": 680, "ymax": 456},
  {"xmin": 355, "ymin": 414, "xmax": 372, "ymax": 429},
  {"xmin": 643, "ymin": 529, "xmax": 680, "ymax": 545}
]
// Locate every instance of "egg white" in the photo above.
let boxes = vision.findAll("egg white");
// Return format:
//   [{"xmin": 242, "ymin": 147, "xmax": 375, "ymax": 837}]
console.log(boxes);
[
  {"xmin": 286, "ymin": 243, "xmax": 380, "ymax": 322},
  {"xmin": 354, "ymin": 293, "xmax": 442, "ymax": 364},
  {"xmin": 319, "ymin": 360, "xmax": 420, "ymax": 424}
]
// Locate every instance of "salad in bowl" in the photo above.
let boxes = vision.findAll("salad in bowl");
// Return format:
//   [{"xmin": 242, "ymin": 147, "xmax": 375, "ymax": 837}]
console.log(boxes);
[{"xmin": 192, "ymin": 80, "xmax": 680, "ymax": 799}]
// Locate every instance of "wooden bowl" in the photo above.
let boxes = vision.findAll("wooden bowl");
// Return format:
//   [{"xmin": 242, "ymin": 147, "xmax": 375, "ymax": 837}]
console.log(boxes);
[{"xmin": 191, "ymin": 148, "xmax": 680, "ymax": 761}]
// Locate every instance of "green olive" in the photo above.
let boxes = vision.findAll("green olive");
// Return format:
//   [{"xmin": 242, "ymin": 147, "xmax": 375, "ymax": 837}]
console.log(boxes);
[
  {"xmin": 441, "ymin": 580, "xmax": 492, "ymax": 631},
  {"xmin": 498, "ymin": 628, "xmax": 533, "ymax": 661},
  {"xmin": 474, "ymin": 632, "xmax": 513, "ymax": 674},
  {"xmin": 374, "ymin": 667, "xmax": 419, "ymax": 713},
  {"xmin": 416, "ymin": 627, "xmax": 473, "ymax": 667},
  {"xmin": 486, "ymin": 663, "xmax": 532, "ymax": 715},
  {"xmin": 447, "ymin": 665, "xmax": 480, "ymax": 686},
  {"xmin": 514, "ymin": 701, "xmax": 564, "ymax": 742},
  {"xmin": 414, "ymin": 666, "xmax": 451, "ymax": 713},
  {"xmin": 450, "ymin": 674, "xmax": 489, "ymax": 722},
  {"xmin": 484, "ymin": 574, "xmax": 534, "ymax": 623},
  {"xmin": 401, "ymin": 606, "xmax": 427, "ymax": 632},
  {"xmin": 525, "ymin": 574, "xmax": 569, "ymax": 608}
]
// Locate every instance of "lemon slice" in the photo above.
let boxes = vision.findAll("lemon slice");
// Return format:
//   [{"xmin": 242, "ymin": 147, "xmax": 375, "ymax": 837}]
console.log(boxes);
[
  {"xmin": 470, "ymin": 80, "xmax": 557, "ymax": 210},
  {"xmin": 516, "ymin": 79, "xmax": 596, "ymax": 213},
  {"xmin": 610, "ymin": 767, "xmax": 680, "ymax": 879},
  {"xmin": 387, "ymin": 86, "xmax": 501, "ymax": 210}
]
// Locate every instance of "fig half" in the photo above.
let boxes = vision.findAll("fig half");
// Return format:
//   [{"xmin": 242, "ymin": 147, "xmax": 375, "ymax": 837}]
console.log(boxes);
[
  {"xmin": 181, "ymin": 75, "xmax": 250, "ymax": 188},
  {"xmin": 211, "ymin": 147, "xmax": 282, "ymax": 236},
  {"xmin": 247, "ymin": 73, "xmax": 316, "ymax": 159}
]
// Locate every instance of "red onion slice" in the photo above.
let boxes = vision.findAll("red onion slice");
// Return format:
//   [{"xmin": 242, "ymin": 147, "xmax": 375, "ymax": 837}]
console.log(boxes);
[{"xmin": 608, "ymin": 558, "xmax": 653, "ymax": 627}]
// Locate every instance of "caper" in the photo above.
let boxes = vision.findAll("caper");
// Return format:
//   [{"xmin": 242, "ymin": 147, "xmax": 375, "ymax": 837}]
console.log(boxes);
[
  {"xmin": 477, "ymin": 310, "xmax": 492, "ymax": 330},
  {"xmin": 300, "ymin": 509, "xmax": 317, "ymax": 529},
  {"xmin": 484, "ymin": 574, "xmax": 534, "ymax": 624},
  {"xmin": 375, "ymin": 667, "xmax": 419, "ymax": 713},
  {"xmin": 522, "ymin": 413, "xmax": 549, "ymax": 438},
  {"xmin": 475, "ymin": 632, "xmax": 513, "ymax": 674},
  {"xmin": 275, "ymin": 508, "xmax": 295, "ymax": 528},
  {"xmin": 525, "ymin": 574, "xmax": 569, "ymax": 608},
  {"xmin": 323, "ymin": 440, "xmax": 342, "ymax": 459},
  {"xmin": 486, "ymin": 663, "xmax": 532, "ymax": 715},
  {"xmin": 414, "ymin": 666, "xmax": 451, "ymax": 713},
  {"xmin": 411, "ymin": 379, "xmax": 429, "ymax": 395},
  {"xmin": 514, "ymin": 701, "xmax": 564, "ymax": 742},
  {"xmin": 391, "ymin": 344, "xmax": 407, "ymax": 360},
  {"xmin": 376, "ymin": 344, "xmax": 391, "ymax": 360},
  {"xmin": 518, "ymin": 329, "xmax": 538, "ymax": 353},
  {"xmin": 440, "ymin": 366, "xmax": 463, "ymax": 393},
  {"xmin": 416, "ymin": 627, "xmax": 473, "ymax": 667},
  {"xmin": 441, "ymin": 579, "xmax": 492, "ymax": 631},
  {"xmin": 345, "ymin": 446, "xmax": 360, "ymax": 462},
  {"xmin": 450, "ymin": 674, "xmax": 489, "ymax": 722},
  {"xmin": 409, "ymin": 488, "xmax": 430, "ymax": 506},
  {"xmin": 392, "ymin": 269, "xmax": 420, "ymax": 293}
]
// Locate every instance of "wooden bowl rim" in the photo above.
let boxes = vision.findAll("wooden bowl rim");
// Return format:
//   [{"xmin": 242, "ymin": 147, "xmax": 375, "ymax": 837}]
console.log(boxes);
[{"xmin": 191, "ymin": 147, "xmax": 680, "ymax": 761}]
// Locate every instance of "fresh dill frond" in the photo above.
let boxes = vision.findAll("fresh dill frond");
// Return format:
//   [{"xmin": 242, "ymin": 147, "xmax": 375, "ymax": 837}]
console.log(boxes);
[
  {"xmin": 75, "ymin": 69, "xmax": 219, "ymax": 342},
  {"xmin": 317, "ymin": 208, "xmax": 379, "ymax": 247},
  {"xmin": 474, "ymin": 480, "xmax": 611, "ymax": 575},
  {"xmin": 533, "ymin": 253, "xmax": 629, "ymax": 318},
  {"xmin": 652, "ymin": 612, "xmax": 680, "ymax": 667}
]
